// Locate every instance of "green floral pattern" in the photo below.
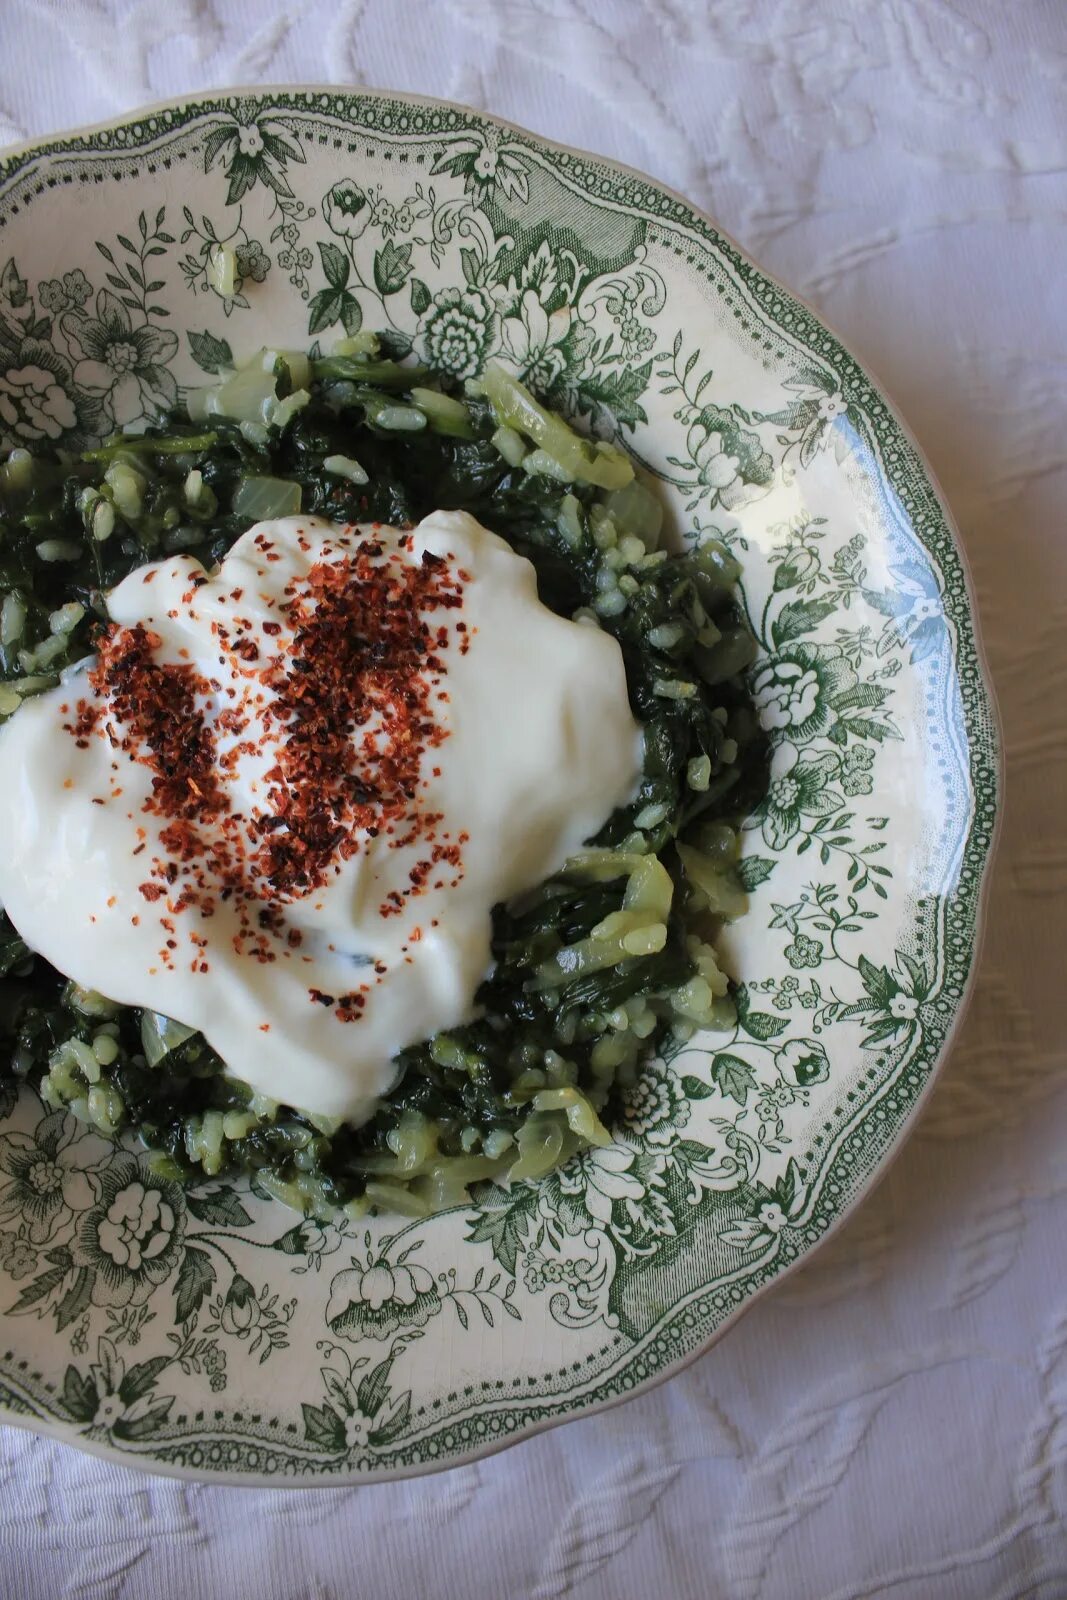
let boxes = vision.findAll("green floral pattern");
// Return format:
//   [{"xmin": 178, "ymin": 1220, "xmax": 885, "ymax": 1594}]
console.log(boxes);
[{"xmin": 0, "ymin": 89, "xmax": 998, "ymax": 1482}]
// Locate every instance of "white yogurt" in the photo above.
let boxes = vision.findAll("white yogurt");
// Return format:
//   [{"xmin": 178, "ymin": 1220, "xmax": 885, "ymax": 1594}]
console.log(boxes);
[{"xmin": 0, "ymin": 512, "xmax": 642, "ymax": 1120}]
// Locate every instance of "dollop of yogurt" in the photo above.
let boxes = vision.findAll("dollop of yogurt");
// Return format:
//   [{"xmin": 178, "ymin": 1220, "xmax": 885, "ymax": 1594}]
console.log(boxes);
[{"xmin": 0, "ymin": 512, "xmax": 642, "ymax": 1120}]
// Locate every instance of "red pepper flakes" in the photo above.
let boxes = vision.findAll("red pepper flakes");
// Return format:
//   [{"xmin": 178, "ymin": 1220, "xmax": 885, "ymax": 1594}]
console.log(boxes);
[
  {"xmin": 334, "ymin": 991, "xmax": 367, "ymax": 1022},
  {"xmin": 70, "ymin": 624, "xmax": 227, "ymax": 824},
  {"xmin": 66, "ymin": 533, "xmax": 470, "ymax": 995},
  {"xmin": 252, "ymin": 539, "xmax": 463, "ymax": 902}
]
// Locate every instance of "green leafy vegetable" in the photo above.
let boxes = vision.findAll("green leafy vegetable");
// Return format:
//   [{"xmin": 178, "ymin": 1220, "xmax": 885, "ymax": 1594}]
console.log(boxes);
[{"xmin": 0, "ymin": 344, "xmax": 766, "ymax": 1216}]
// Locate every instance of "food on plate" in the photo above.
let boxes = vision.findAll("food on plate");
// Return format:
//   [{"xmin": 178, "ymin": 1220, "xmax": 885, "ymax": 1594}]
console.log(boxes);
[{"xmin": 0, "ymin": 338, "xmax": 764, "ymax": 1216}]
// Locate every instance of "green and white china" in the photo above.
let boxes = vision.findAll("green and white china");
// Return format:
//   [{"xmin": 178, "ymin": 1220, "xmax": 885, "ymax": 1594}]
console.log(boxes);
[{"xmin": 0, "ymin": 89, "xmax": 998, "ymax": 1482}]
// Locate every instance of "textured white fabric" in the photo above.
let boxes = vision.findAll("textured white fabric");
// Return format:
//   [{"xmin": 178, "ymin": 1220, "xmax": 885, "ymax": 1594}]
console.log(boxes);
[{"xmin": 0, "ymin": 4, "xmax": 1064, "ymax": 1597}]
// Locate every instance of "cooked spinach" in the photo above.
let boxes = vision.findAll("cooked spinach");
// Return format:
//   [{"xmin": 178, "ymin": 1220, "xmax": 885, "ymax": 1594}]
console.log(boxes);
[{"xmin": 0, "ymin": 346, "xmax": 765, "ymax": 1217}]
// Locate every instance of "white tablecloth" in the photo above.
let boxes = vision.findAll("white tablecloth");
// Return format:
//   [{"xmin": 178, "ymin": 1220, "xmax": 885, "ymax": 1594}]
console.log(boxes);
[{"xmin": 1, "ymin": 4, "xmax": 1063, "ymax": 1596}]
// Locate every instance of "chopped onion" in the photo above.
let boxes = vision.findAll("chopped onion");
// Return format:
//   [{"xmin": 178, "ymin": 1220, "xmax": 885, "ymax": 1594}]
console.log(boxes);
[
  {"xmin": 232, "ymin": 475, "xmax": 301, "ymax": 520},
  {"xmin": 141, "ymin": 1011, "xmax": 198, "ymax": 1068},
  {"xmin": 603, "ymin": 476, "xmax": 664, "ymax": 547},
  {"xmin": 676, "ymin": 841, "xmax": 747, "ymax": 919},
  {"xmin": 531, "ymin": 1088, "xmax": 612, "ymax": 1148}
]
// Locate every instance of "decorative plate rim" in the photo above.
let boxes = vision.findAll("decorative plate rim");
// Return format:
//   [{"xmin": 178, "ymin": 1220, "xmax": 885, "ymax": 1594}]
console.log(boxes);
[{"xmin": 0, "ymin": 83, "xmax": 1002, "ymax": 1485}]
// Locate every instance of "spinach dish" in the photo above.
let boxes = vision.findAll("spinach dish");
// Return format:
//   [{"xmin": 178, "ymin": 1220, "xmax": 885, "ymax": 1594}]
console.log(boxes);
[{"xmin": 0, "ymin": 338, "xmax": 764, "ymax": 1217}]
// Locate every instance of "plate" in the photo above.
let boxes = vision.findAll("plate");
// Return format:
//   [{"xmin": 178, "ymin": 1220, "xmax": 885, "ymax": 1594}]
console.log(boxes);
[{"xmin": 0, "ymin": 87, "xmax": 999, "ymax": 1483}]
